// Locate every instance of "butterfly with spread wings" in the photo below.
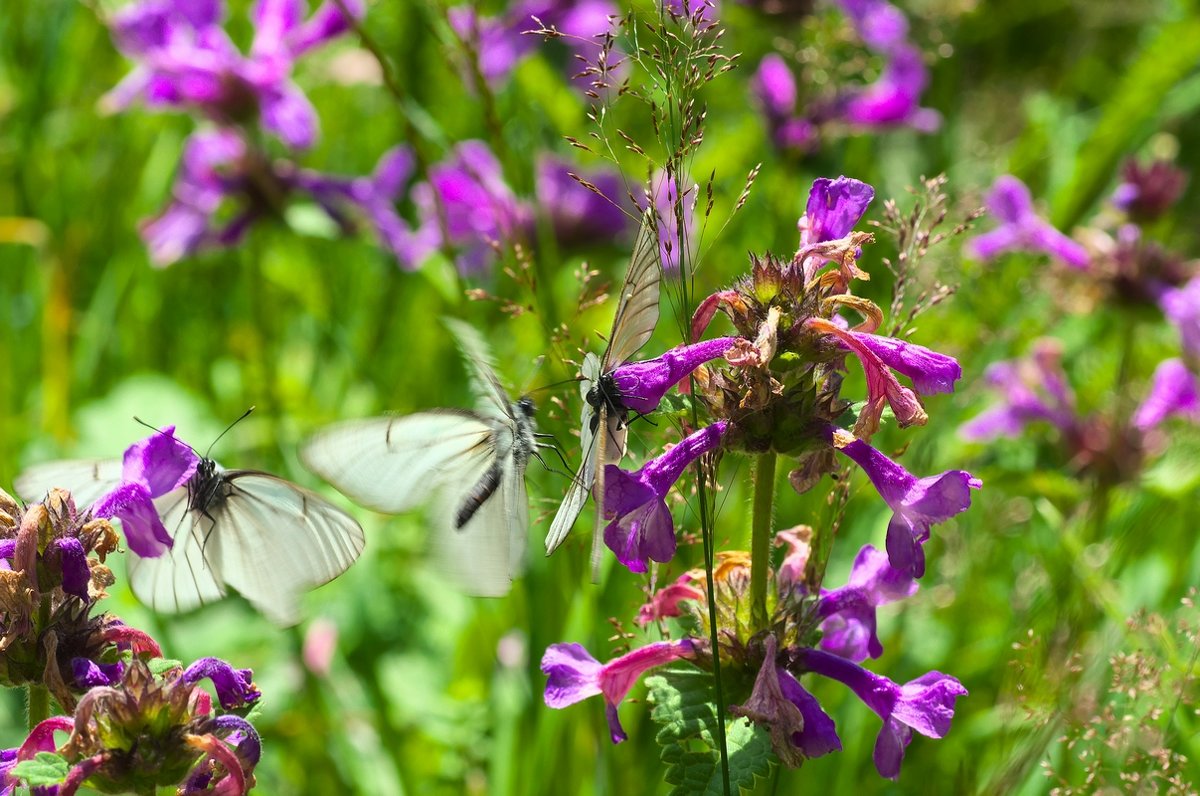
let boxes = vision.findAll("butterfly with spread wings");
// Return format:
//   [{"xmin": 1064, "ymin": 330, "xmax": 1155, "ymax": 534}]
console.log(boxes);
[
  {"xmin": 15, "ymin": 422, "xmax": 365, "ymax": 626},
  {"xmin": 544, "ymin": 211, "xmax": 663, "ymax": 568},
  {"xmin": 301, "ymin": 318, "xmax": 539, "ymax": 597}
]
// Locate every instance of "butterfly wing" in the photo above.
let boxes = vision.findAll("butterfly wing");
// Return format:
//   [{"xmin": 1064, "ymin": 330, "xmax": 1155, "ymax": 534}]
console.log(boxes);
[
  {"xmin": 601, "ymin": 212, "xmax": 663, "ymax": 371},
  {"xmin": 14, "ymin": 459, "xmax": 124, "ymax": 511},
  {"xmin": 204, "ymin": 471, "xmax": 365, "ymax": 626},
  {"xmin": 126, "ymin": 487, "xmax": 227, "ymax": 616},
  {"xmin": 300, "ymin": 411, "xmax": 498, "ymax": 514},
  {"xmin": 544, "ymin": 354, "xmax": 602, "ymax": 555},
  {"xmin": 444, "ymin": 316, "xmax": 517, "ymax": 423}
]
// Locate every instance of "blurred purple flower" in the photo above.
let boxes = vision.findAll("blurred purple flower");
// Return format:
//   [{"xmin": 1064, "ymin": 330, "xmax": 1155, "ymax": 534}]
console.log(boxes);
[
  {"xmin": 94, "ymin": 426, "xmax": 199, "ymax": 558},
  {"xmin": 731, "ymin": 635, "xmax": 841, "ymax": 766},
  {"xmin": 1112, "ymin": 158, "xmax": 1187, "ymax": 222},
  {"xmin": 800, "ymin": 176, "xmax": 875, "ymax": 245},
  {"xmin": 611, "ymin": 337, "xmax": 737, "ymax": 415},
  {"xmin": 795, "ymin": 648, "xmax": 967, "ymax": 780},
  {"xmin": 829, "ymin": 429, "xmax": 981, "ymax": 579},
  {"xmin": 967, "ymin": 175, "xmax": 1090, "ymax": 269},
  {"xmin": 535, "ymin": 156, "xmax": 628, "ymax": 245},
  {"xmin": 752, "ymin": 55, "xmax": 819, "ymax": 152},
  {"xmin": 104, "ymin": 0, "xmax": 364, "ymax": 149},
  {"xmin": 603, "ymin": 421, "xmax": 728, "ymax": 573},
  {"xmin": 449, "ymin": 0, "xmax": 619, "ymax": 88},
  {"xmin": 960, "ymin": 341, "xmax": 1079, "ymax": 441},
  {"xmin": 834, "ymin": 0, "xmax": 909, "ymax": 52},
  {"xmin": 1133, "ymin": 359, "xmax": 1200, "ymax": 431},
  {"xmin": 1160, "ymin": 276, "xmax": 1200, "ymax": 359},
  {"xmin": 640, "ymin": 171, "xmax": 696, "ymax": 272},
  {"xmin": 541, "ymin": 639, "xmax": 694, "ymax": 742},
  {"xmin": 816, "ymin": 544, "xmax": 916, "ymax": 662},
  {"xmin": 412, "ymin": 141, "xmax": 532, "ymax": 275},
  {"xmin": 841, "ymin": 44, "xmax": 940, "ymax": 132}
]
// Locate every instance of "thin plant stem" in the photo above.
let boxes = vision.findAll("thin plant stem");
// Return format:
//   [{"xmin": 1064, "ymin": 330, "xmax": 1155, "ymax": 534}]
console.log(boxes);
[
  {"xmin": 27, "ymin": 595, "xmax": 52, "ymax": 730},
  {"xmin": 694, "ymin": 456, "xmax": 732, "ymax": 796},
  {"xmin": 749, "ymin": 452, "xmax": 776, "ymax": 632}
]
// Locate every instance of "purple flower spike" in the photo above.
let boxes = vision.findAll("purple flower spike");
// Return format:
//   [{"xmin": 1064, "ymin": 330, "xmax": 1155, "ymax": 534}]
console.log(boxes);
[
  {"xmin": 841, "ymin": 45, "xmax": 940, "ymax": 132},
  {"xmin": 796, "ymin": 648, "xmax": 967, "ymax": 780},
  {"xmin": 1133, "ymin": 359, "xmax": 1200, "ymax": 430},
  {"xmin": 1160, "ymin": 277, "xmax": 1200, "ymax": 359},
  {"xmin": 542, "ymin": 639, "xmax": 694, "ymax": 743},
  {"xmin": 829, "ymin": 429, "xmax": 980, "ymax": 579},
  {"xmin": 816, "ymin": 544, "xmax": 916, "ymax": 662},
  {"xmin": 731, "ymin": 635, "xmax": 840, "ymax": 765},
  {"xmin": 52, "ymin": 537, "xmax": 91, "ymax": 601},
  {"xmin": 535, "ymin": 156, "xmax": 628, "ymax": 246},
  {"xmin": 801, "ymin": 176, "xmax": 875, "ymax": 245},
  {"xmin": 968, "ymin": 175, "xmax": 1090, "ymax": 269},
  {"xmin": 183, "ymin": 658, "xmax": 262, "ymax": 710},
  {"xmin": 612, "ymin": 338, "xmax": 738, "ymax": 415},
  {"xmin": 960, "ymin": 343, "xmax": 1079, "ymax": 441},
  {"xmin": 603, "ymin": 422, "xmax": 728, "ymax": 573}
]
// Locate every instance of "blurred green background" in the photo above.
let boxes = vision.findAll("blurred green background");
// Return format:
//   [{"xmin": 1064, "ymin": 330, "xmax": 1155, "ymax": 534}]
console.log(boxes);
[{"xmin": 3, "ymin": 0, "xmax": 1200, "ymax": 793}]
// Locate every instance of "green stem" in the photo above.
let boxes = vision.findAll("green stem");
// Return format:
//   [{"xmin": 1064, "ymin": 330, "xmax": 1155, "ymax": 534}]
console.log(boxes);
[
  {"xmin": 749, "ymin": 452, "xmax": 776, "ymax": 632},
  {"xmin": 694, "ymin": 458, "xmax": 731, "ymax": 796},
  {"xmin": 27, "ymin": 595, "xmax": 52, "ymax": 730}
]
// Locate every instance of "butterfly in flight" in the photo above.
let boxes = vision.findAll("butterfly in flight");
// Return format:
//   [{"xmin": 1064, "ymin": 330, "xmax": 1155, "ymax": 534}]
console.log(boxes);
[
  {"xmin": 15, "ymin": 414, "xmax": 365, "ymax": 626},
  {"xmin": 543, "ymin": 211, "xmax": 663, "ymax": 570},
  {"xmin": 301, "ymin": 318, "xmax": 540, "ymax": 597}
]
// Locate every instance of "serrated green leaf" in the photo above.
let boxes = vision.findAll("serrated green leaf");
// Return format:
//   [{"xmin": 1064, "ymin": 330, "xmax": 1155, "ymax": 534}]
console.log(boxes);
[
  {"xmin": 11, "ymin": 752, "xmax": 70, "ymax": 786},
  {"xmin": 148, "ymin": 657, "xmax": 183, "ymax": 676},
  {"xmin": 646, "ymin": 667, "xmax": 775, "ymax": 796}
]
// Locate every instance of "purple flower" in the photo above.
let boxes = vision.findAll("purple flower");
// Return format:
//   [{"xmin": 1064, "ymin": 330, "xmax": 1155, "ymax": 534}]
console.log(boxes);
[
  {"xmin": 141, "ymin": 129, "xmax": 251, "ymax": 266},
  {"xmin": 967, "ymin": 175, "xmax": 1090, "ymax": 269},
  {"xmin": 534, "ymin": 156, "xmax": 628, "ymax": 245},
  {"xmin": 1160, "ymin": 277, "xmax": 1200, "ymax": 359},
  {"xmin": 182, "ymin": 657, "xmax": 262, "ymax": 710},
  {"xmin": 541, "ymin": 639, "xmax": 694, "ymax": 743},
  {"xmin": 73, "ymin": 658, "xmax": 126, "ymax": 689},
  {"xmin": 0, "ymin": 748, "xmax": 15, "ymax": 796},
  {"xmin": 1111, "ymin": 158, "xmax": 1188, "ymax": 222},
  {"xmin": 816, "ymin": 544, "xmax": 916, "ymax": 662},
  {"xmin": 94, "ymin": 426, "xmax": 199, "ymax": 558},
  {"xmin": 1133, "ymin": 359, "xmax": 1200, "ymax": 430},
  {"xmin": 450, "ymin": 0, "xmax": 619, "ymax": 88},
  {"xmin": 796, "ymin": 648, "xmax": 967, "ymax": 780},
  {"xmin": 611, "ymin": 338, "xmax": 737, "ymax": 415},
  {"xmin": 411, "ymin": 141, "xmax": 532, "ymax": 275},
  {"xmin": 602, "ymin": 422, "xmax": 728, "ymax": 572},
  {"xmin": 51, "ymin": 537, "xmax": 91, "ymax": 601},
  {"xmin": 752, "ymin": 55, "xmax": 819, "ymax": 151},
  {"xmin": 640, "ymin": 171, "xmax": 696, "ymax": 273},
  {"xmin": 775, "ymin": 527, "xmax": 812, "ymax": 596},
  {"xmin": 834, "ymin": 0, "xmax": 909, "ymax": 52},
  {"xmin": 730, "ymin": 635, "xmax": 841, "ymax": 766},
  {"xmin": 841, "ymin": 45, "xmax": 940, "ymax": 132},
  {"xmin": 104, "ymin": 0, "xmax": 363, "ymax": 149},
  {"xmin": 829, "ymin": 428, "xmax": 981, "ymax": 579},
  {"xmin": 960, "ymin": 342, "xmax": 1079, "ymax": 441},
  {"xmin": 800, "ymin": 176, "xmax": 875, "ymax": 245}
]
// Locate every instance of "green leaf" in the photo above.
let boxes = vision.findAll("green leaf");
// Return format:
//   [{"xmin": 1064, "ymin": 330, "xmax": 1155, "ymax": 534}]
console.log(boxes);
[
  {"xmin": 646, "ymin": 666, "xmax": 775, "ymax": 796},
  {"xmin": 148, "ymin": 657, "xmax": 184, "ymax": 676},
  {"xmin": 11, "ymin": 752, "xmax": 70, "ymax": 786}
]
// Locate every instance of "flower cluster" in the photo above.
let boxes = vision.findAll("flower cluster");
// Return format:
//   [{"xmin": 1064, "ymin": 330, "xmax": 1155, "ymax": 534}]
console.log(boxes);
[
  {"xmin": 104, "ymin": 0, "xmax": 629, "ymax": 271},
  {"xmin": 542, "ymin": 175, "xmax": 977, "ymax": 780},
  {"xmin": 0, "ymin": 486, "xmax": 265, "ymax": 794},
  {"xmin": 752, "ymin": 0, "xmax": 939, "ymax": 153}
]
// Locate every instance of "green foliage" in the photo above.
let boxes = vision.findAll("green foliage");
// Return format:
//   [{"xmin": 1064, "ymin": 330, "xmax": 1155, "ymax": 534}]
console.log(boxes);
[
  {"xmin": 646, "ymin": 666, "xmax": 774, "ymax": 796},
  {"xmin": 11, "ymin": 752, "xmax": 70, "ymax": 787}
]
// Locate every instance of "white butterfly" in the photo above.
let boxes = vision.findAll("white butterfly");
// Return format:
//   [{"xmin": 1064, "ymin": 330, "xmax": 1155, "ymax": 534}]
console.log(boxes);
[
  {"xmin": 300, "ymin": 318, "xmax": 538, "ymax": 597},
  {"xmin": 544, "ymin": 212, "xmax": 663, "ymax": 567},
  {"xmin": 15, "ymin": 430, "xmax": 366, "ymax": 627}
]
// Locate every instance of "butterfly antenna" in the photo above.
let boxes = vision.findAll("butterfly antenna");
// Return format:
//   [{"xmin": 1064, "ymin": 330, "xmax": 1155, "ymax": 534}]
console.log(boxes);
[
  {"xmin": 132, "ymin": 416, "xmax": 202, "ymax": 456},
  {"xmin": 527, "ymin": 376, "xmax": 584, "ymax": 395},
  {"xmin": 205, "ymin": 406, "xmax": 256, "ymax": 458}
]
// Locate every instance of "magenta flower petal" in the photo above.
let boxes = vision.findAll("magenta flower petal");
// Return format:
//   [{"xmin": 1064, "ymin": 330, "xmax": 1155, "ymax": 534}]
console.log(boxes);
[
  {"xmin": 121, "ymin": 425, "xmax": 200, "ymax": 497},
  {"xmin": 636, "ymin": 574, "xmax": 704, "ymax": 626},
  {"xmin": 1133, "ymin": 358, "xmax": 1200, "ymax": 430},
  {"xmin": 602, "ymin": 422, "xmax": 728, "ymax": 572},
  {"xmin": 93, "ymin": 482, "xmax": 174, "ymax": 558},
  {"xmin": 831, "ymin": 431, "xmax": 980, "ymax": 579},
  {"xmin": 541, "ymin": 640, "xmax": 693, "ymax": 744},
  {"xmin": 753, "ymin": 54, "xmax": 796, "ymax": 117},
  {"xmin": 611, "ymin": 337, "xmax": 737, "ymax": 415},
  {"xmin": 1161, "ymin": 277, "xmax": 1200, "ymax": 359},
  {"xmin": 836, "ymin": 0, "xmax": 909, "ymax": 51},
  {"xmin": 796, "ymin": 648, "xmax": 967, "ymax": 780},
  {"xmin": 803, "ymin": 176, "xmax": 875, "ymax": 244}
]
